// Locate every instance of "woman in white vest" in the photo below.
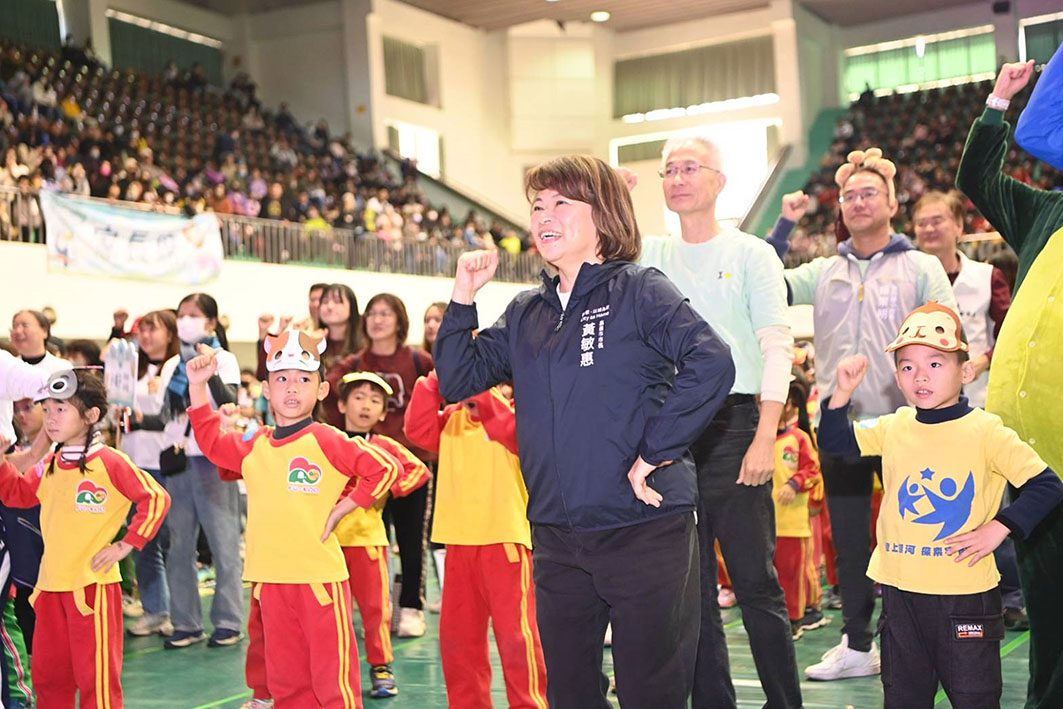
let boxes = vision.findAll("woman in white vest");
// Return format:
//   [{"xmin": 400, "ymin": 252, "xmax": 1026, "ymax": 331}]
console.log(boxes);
[{"xmin": 913, "ymin": 190, "xmax": 1012, "ymax": 408}]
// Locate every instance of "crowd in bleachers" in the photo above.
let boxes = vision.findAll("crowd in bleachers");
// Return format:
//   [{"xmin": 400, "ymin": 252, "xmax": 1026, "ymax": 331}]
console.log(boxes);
[
  {"xmin": 785, "ymin": 74, "xmax": 1063, "ymax": 265},
  {"xmin": 0, "ymin": 41, "xmax": 529, "ymax": 257}
]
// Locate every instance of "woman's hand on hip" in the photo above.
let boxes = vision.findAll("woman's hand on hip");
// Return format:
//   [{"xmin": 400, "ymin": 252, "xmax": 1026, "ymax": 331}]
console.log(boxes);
[{"xmin": 628, "ymin": 455, "xmax": 669, "ymax": 508}]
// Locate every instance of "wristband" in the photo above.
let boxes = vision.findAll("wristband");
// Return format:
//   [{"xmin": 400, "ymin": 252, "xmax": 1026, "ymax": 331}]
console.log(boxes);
[{"xmin": 986, "ymin": 94, "xmax": 1010, "ymax": 111}]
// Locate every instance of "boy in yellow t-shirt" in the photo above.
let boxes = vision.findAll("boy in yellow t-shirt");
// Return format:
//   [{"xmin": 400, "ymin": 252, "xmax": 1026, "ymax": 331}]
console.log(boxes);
[{"xmin": 815, "ymin": 303, "xmax": 1063, "ymax": 707}]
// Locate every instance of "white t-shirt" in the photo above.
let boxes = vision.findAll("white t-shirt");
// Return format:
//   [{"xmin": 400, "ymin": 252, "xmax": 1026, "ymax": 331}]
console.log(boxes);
[
  {"xmin": 160, "ymin": 350, "xmax": 241, "ymax": 457},
  {"xmin": 121, "ymin": 361, "xmax": 173, "ymax": 470}
]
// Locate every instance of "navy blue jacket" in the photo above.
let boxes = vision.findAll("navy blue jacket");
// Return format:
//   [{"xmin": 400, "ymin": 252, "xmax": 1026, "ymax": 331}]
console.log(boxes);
[{"xmin": 435, "ymin": 260, "xmax": 735, "ymax": 532}]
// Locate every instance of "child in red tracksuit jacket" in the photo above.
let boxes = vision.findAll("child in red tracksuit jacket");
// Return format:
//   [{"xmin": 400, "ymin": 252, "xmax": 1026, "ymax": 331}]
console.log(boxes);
[
  {"xmin": 404, "ymin": 371, "xmax": 547, "ymax": 709},
  {"xmin": 0, "ymin": 369, "xmax": 170, "ymax": 709},
  {"xmin": 186, "ymin": 332, "xmax": 399, "ymax": 709},
  {"xmin": 243, "ymin": 371, "xmax": 430, "ymax": 704},
  {"xmin": 772, "ymin": 378, "xmax": 825, "ymax": 641}
]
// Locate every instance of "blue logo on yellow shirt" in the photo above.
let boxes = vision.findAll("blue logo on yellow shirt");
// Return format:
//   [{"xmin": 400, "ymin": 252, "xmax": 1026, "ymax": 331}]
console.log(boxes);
[{"xmin": 897, "ymin": 469, "xmax": 975, "ymax": 541}]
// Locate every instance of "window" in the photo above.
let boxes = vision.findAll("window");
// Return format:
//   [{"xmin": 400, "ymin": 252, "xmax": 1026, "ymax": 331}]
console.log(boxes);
[
  {"xmin": 844, "ymin": 27, "xmax": 996, "ymax": 98},
  {"xmin": 614, "ymin": 36, "xmax": 776, "ymax": 119},
  {"xmin": 383, "ymin": 36, "xmax": 429, "ymax": 105},
  {"xmin": 107, "ymin": 11, "xmax": 223, "ymax": 85},
  {"xmin": 0, "ymin": 0, "xmax": 61, "ymax": 50}
]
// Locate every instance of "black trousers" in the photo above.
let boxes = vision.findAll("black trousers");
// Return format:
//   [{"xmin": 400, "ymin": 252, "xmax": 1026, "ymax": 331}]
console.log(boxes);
[
  {"xmin": 532, "ymin": 512, "xmax": 700, "ymax": 709},
  {"xmin": 384, "ymin": 482, "xmax": 431, "ymax": 610},
  {"xmin": 880, "ymin": 585, "xmax": 1003, "ymax": 709},
  {"xmin": 819, "ymin": 450, "xmax": 881, "ymax": 652},
  {"xmin": 691, "ymin": 400, "xmax": 802, "ymax": 709}
]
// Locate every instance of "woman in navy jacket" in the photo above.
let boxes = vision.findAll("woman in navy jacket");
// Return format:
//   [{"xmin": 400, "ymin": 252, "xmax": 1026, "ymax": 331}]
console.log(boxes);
[{"xmin": 434, "ymin": 155, "xmax": 735, "ymax": 709}]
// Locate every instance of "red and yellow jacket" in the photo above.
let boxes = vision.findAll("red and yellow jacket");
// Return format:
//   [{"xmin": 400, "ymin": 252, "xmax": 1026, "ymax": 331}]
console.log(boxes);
[
  {"xmin": 188, "ymin": 405, "xmax": 399, "ymax": 583},
  {"xmin": 0, "ymin": 447, "xmax": 170, "ymax": 592},
  {"xmin": 405, "ymin": 375, "xmax": 530, "ymax": 548},
  {"xmin": 334, "ymin": 432, "xmax": 430, "ymax": 548},
  {"xmin": 773, "ymin": 425, "xmax": 821, "ymax": 538}
]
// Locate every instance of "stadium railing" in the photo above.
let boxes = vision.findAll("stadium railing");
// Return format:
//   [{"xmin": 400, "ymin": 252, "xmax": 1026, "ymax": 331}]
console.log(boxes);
[{"xmin": 0, "ymin": 186, "xmax": 544, "ymax": 283}]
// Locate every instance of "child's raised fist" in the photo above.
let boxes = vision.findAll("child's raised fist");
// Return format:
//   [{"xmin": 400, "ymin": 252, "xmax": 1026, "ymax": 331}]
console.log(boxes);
[
  {"xmin": 186, "ymin": 349, "xmax": 219, "ymax": 385},
  {"xmin": 836, "ymin": 354, "xmax": 869, "ymax": 395}
]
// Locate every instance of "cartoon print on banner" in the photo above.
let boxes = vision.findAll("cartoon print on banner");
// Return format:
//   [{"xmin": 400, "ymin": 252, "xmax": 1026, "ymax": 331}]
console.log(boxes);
[{"xmin": 896, "ymin": 467, "xmax": 976, "ymax": 540}]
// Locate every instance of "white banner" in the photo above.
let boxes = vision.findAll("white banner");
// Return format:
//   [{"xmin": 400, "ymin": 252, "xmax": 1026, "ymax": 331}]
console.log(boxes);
[{"xmin": 40, "ymin": 191, "xmax": 223, "ymax": 284}]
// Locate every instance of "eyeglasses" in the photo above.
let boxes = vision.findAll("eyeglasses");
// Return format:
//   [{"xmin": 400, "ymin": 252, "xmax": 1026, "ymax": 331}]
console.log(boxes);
[
  {"xmin": 839, "ymin": 188, "xmax": 883, "ymax": 204},
  {"xmin": 659, "ymin": 162, "xmax": 721, "ymax": 179}
]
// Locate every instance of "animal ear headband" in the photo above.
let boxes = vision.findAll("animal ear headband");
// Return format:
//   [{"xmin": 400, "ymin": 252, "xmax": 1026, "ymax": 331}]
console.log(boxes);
[
  {"xmin": 262, "ymin": 330, "xmax": 327, "ymax": 373},
  {"xmin": 835, "ymin": 147, "xmax": 897, "ymax": 204}
]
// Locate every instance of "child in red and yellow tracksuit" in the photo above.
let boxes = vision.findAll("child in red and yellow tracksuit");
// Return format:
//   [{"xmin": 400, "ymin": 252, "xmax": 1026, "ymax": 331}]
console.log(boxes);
[
  {"xmin": 404, "ymin": 372, "xmax": 547, "ymax": 709},
  {"xmin": 773, "ymin": 379, "xmax": 823, "ymax": 640},
  {"xmin": 243, "ymin": 371, "xmax": 430, "ymax": 704},
  {"xmin": 0, "ymin": 369, "xmax": 170, "ymax": 709},
  {"xmin": 186, "ymin": 332, "xmax": 399, "ymax": 709},
  {"xmin": 336, "ymin": 372, "xmax": 431, "ymax": 698}
]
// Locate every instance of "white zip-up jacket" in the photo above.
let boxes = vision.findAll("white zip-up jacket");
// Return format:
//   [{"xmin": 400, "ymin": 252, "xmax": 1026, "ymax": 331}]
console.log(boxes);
[{"xmin": 786, "ymin": 234, "xmax": 957, "ymax": 420}]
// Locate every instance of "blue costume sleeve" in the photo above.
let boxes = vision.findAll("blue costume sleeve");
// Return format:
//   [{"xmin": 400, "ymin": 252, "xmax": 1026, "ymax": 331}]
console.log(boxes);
[{"xmin": 1016, "ymin": 46, "xmax": 1063, "ymax": 170}]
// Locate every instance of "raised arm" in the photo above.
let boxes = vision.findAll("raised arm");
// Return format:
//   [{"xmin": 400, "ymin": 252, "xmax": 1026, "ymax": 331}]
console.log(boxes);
[
  {"xmin": 1016, "ymin": 47, "xmax": 1063, "ymax": 169},
  {"xmin": 956, "ymin": 61, "xmax": 1042, "ymax": 254},
  {"xmin": 435, "ymin": 251, "xmax": 514, "ymax": 402}
]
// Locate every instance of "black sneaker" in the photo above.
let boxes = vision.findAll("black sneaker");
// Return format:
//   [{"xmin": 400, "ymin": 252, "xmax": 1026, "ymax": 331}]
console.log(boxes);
[
  {"xmin": 164, "ymin": 629, "xmax": 207, "ymax": 649},
  {"xmin": 1004, "ymin": 607, "xmax": 1030, "ymax": 631},
  {"xmin": 791, "ymin": 621, "xmax": 804, "ymax": 641},
  {"xmin": 799, "ymin": 607, "xmax": 832, "ymax": 631},
  {"xmin": 369, "ymin": 665, "xmax": 398, "ymax": 698},
  {"xmin": 208, "ymin": 628, "xmax": 245, "ymax": 647}
]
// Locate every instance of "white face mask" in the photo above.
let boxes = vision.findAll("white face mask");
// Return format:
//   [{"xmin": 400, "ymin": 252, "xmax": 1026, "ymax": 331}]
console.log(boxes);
[{"xmin": 177, "ymin": 316, "xmax": 208, "ymax": 344}]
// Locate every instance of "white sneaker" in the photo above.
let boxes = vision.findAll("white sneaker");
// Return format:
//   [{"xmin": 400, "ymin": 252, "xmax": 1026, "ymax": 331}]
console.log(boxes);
[
  {"xmin": 821, "ymin": 633, "xmax": 848, "ymax": 661},
  {"xmin": 396, "ymin": 608, "xmax": 426, "ymax": 638},
  {"xmin": 805, "ymin": 638, "xmax": 880, "ymax": 680},
  {"xmin": 127, "ymin": 613, "xmax": 175, "ymax": 637},
  {"xmin": 122, "ymin": 596, "xmax": 144, "ymax": 618}
]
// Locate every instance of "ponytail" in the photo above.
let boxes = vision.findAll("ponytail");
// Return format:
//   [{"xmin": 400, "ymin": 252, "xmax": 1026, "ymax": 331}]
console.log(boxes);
[
  {"xmin": 78, "ymin": 424, "xmax": 93, "ymax": 474},
  {"xmin": 46, "ymin": 443, "xmax": 61, "ymax": 476},
  {"xmin": 214, "ymin": 321, "xmax": 230, "ymax": 351}
]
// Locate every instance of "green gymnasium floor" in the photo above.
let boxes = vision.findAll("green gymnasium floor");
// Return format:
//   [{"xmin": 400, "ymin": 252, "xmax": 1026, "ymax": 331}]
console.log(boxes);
[{"xmin": 121, "ymin": 585, "xmax": 1031, "ymax": 708}]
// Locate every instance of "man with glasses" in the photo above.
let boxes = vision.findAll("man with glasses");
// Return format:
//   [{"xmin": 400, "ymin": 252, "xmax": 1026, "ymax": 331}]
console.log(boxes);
[
  {"xmin": 641, "ymin": 136, "xmax": 802, "ymax": 709},
  {"xmin": 786, "ymin": 147, "xmax": 955, "ymax": 681}
]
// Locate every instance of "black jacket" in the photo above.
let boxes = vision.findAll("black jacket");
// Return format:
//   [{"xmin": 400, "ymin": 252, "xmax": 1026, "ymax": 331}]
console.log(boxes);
[{"xmin": 435, "ymin": 260, "xmax": 735, "ymax": 532}]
